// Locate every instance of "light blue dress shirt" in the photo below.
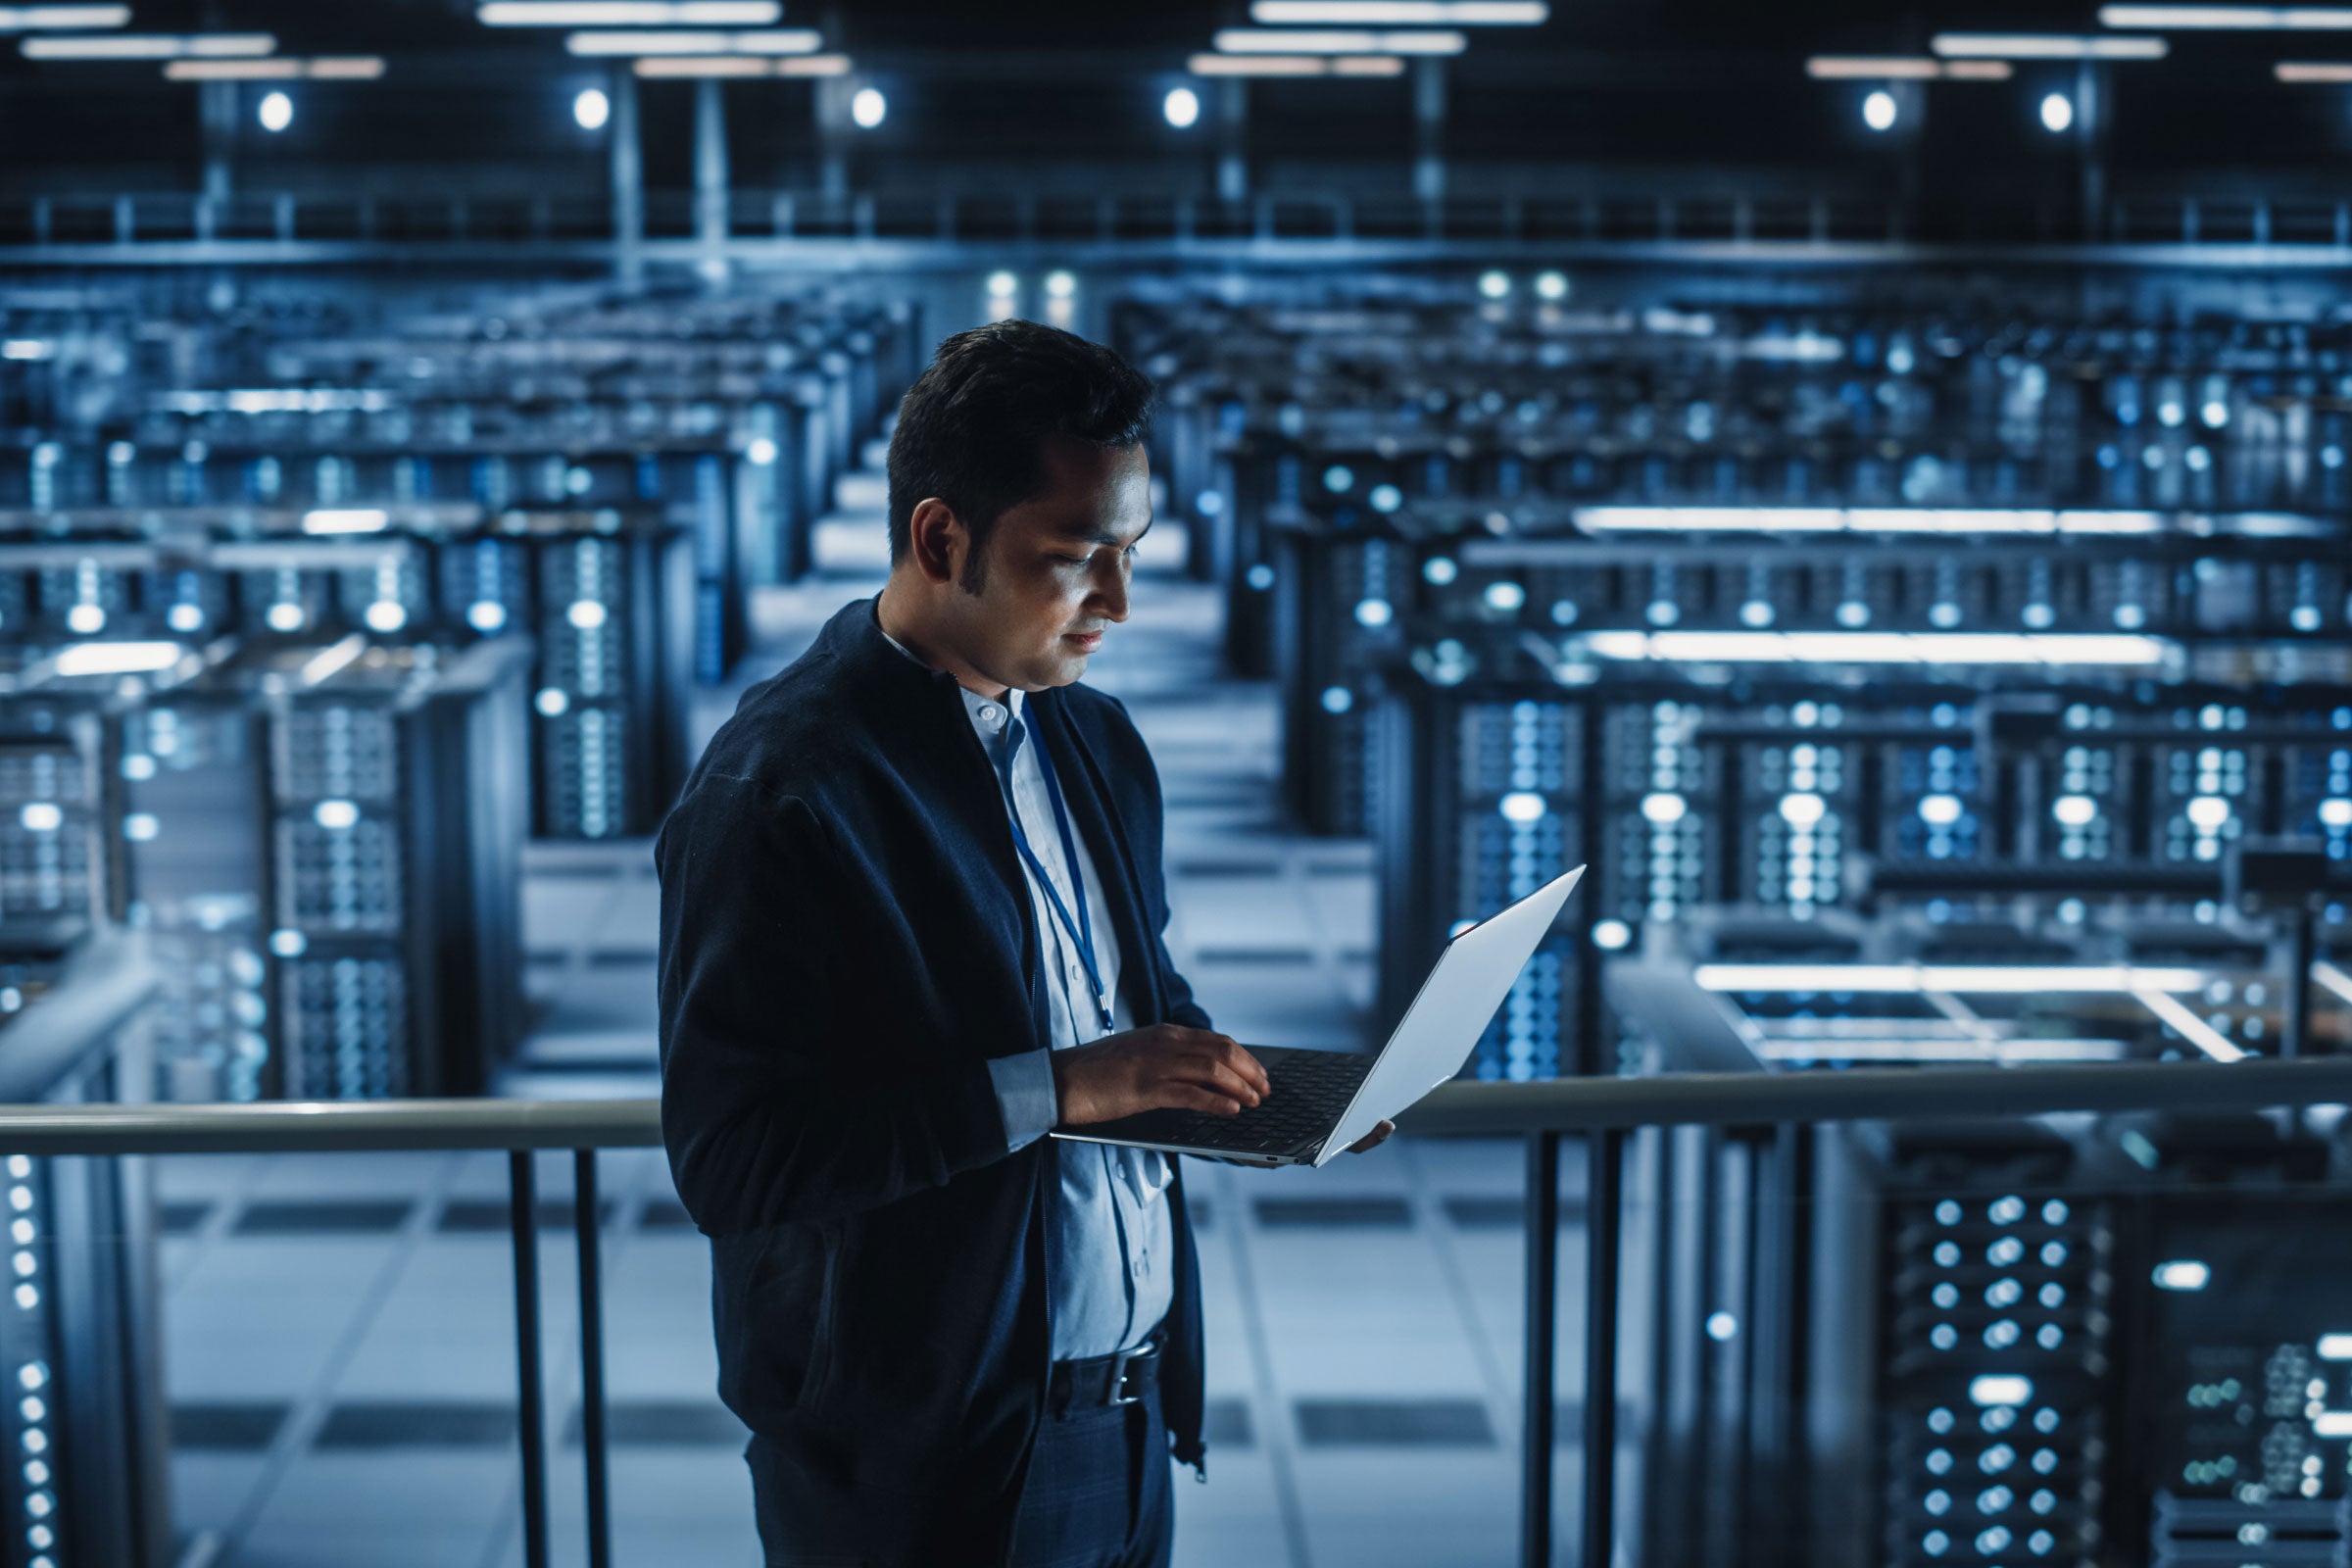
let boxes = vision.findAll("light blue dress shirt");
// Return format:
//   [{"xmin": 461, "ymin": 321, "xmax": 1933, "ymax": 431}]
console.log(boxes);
[{"xmin": 877, "ymin": 621, "xmax": 1175, "ymax": 1360}]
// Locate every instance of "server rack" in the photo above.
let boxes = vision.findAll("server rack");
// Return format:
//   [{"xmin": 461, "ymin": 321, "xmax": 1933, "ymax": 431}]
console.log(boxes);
[
  {"xmin": 230, "ymin": 636, "xmax": 533, "ymax": 1099},
  {"xmin": 0, "ymin": 507, "xmax": 694, "ymax": 841},
  {"xmin": 1378, "ymin": 666, "xmax": 2352, "ymax": 1083},
  {"xmin": 0, "ymin": 928, "xmax": 170, "ymax": 1568}
]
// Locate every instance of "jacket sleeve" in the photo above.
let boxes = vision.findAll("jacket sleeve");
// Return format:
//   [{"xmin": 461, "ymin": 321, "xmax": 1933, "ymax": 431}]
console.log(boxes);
[{"xmin": 656, "ymin": 777, "xmax": 1012, "ymax": 1233}]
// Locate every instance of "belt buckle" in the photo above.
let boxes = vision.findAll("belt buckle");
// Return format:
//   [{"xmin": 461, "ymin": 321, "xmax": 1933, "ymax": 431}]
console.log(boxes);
[{"xmin": 1107, "ymin": 1343, "xmax": 1152, "ymax": 1406}]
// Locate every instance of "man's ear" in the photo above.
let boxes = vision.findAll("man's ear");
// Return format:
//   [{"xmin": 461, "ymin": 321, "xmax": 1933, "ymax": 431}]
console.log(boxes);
[{"xmin": 905, "ymin": 497, "xmax": 967, "ymax": 586}]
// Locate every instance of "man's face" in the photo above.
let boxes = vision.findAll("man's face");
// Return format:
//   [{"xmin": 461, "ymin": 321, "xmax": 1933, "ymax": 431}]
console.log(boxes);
[{"xmin": 945, "ymin": 439, "xmax": 1152, "ymax": 694}]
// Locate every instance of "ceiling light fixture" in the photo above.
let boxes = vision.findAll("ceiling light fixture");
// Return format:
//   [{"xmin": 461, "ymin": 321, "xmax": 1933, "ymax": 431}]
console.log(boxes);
[
  {"xmin": 631, "ymin": 51, "xmax": 846, "ymax": 74},
  {"xmin": 166, "ymin": 56, "xmax": 384, "ymax": 79},
  {"xmin": 1805, "ymin": 55, "xmax": 2013, "ymax": 78},
  {"xmin": 0, "ymin": 6, "xmax": 128, "ymax": 28},
  {"xmin": 479, "ymin": 2, "xmax": 781, "ymax": 24},
  {"xmin": 1211, "ymin": 26, "xmax": 1467, "ymax": 53},
  {"xmin": 1932, "ymin": 32, "xmax": 2169, "ymax": 57},
  {"xmin": 2100, "ymin": 4, "xmax": 2352, "ymax": 25},
  {"xmin": 1186, "ymin": 52, "xmax": 1406, "ymax": 74},
  {"xmin": 564, "ymin": 27, "xmax": 819, "ymax": 53},
  {"xmin": 23, "ymin": 31, "xmax": 273, "ymax": 58},
  {"xmin": 1249, "ymin": 1, "xmax": 1544, "ymax": 21}
]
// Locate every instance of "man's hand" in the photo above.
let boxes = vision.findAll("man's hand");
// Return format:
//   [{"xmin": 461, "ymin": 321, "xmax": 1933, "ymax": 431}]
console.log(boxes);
[
  {"xmin": 1345, "ymin": 1120, "xmax": 1395, "ymax": 1155},
  {"xmin": 1053, "ymin": 1024, "xmax": 1271, "ymax": 1125}
]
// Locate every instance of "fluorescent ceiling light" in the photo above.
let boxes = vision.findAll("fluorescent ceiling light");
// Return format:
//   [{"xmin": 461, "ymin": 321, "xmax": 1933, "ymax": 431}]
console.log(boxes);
[
  {"xmin": 1188, "ymin": 51, "xmax": 1405, "ymax": 74},
  {"xmin": 566, "ymin": 26, "xmax": 818, "ymax": 53},
  {"xmin": 167, "ymin": 56, "xmax": 385, "ymax": 79},
  {"xmin": 1250, "ymin": 1, "xmax": 1544, "ymax": 21},
  {"xmin": 24, "ymin": 30, "xmax": 273, "ymax": 58},
  {"xmin": 1570, "ymin": 628, "xmax": 2173, "ymax": 669},
  {"xmin": 1932, "ymin": 32, "xmax": 2169, "ymax": 57},
  {"xmin": 302, "ymin": 509, "xmax": 391, "ymax": 536},
  {"xmin": 632, "ymin": 50, "xmax": 846, "ymax": 74},
  {"xmin": 2319, "ymin": 1332, "xmax": 2352, "ymax": 1358},
  {"xmin": 1575, "ymin": 505, "xmax": 2164, "ymax": 534},
  {"xmin": 1212, "ymin": 26, "xmax": 1466, "ymax": 52},
  {"xmin": 1571, "ymin": 505, "xmax": 2173, "ymax": 535},
  {"xmin": 479, "ymin": 1, "xmax": 781, "ymax": 23},
  {"xmin": 53, "ymin": 641, "xmax": 185, "ymax": 677},
  {"xmin": 0, "ymin": 6, "xmax": 128, "ymax": 28},
  {"xmin": 2101, "ymin": 4, "xmax": 2352, "ymax": 24},
  {"xmin": 1805, "ymin": 55, "xmax": 2013, "ymax": 78},
  {"xmin": 2278, "ymin": 58, "xmax": 2352, "ymax": 75},
  {"xmin": 1696, "ymin": 962, "xmax": 2209, "ymax": 995}
]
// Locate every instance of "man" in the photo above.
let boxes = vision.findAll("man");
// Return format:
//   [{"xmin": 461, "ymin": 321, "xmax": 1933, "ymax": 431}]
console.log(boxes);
[{"xmin": 657, "ymin": 318, "xmax": 1388, "ymax": 1568}]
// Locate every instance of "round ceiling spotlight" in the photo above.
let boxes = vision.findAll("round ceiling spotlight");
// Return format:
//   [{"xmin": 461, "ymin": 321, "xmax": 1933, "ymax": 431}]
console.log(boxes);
[
  {"xmin": 1862, "ymin": 88, "xmax": 1896, "ymax": 132},
  {"xmin": 1163, "ymin": 85, "xmax": 1200, "ymax": 129},
  {"xmin": 851, "ymin": 86, "xmax": 887, "ymax": 128},
  {"xmin": 1477, "ymin": 270, "xmax": 1511, "ymax": 300},
  {"xmin": 257, "ymin": 90, "xmax": 293, "ymax": 133},
  {"xmin": 573, "ymin": 87, "xmax": 611, "ymax": 130},
  {"xmin": 2039, "ymin": 90, "xmax": 2074, "ymax": 133}
]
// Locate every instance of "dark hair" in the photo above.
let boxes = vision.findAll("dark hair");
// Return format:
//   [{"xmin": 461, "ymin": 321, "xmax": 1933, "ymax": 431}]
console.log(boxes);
[{"xmin": 887, "ymin": 318, "xmax": 1154, "ymax": 586}]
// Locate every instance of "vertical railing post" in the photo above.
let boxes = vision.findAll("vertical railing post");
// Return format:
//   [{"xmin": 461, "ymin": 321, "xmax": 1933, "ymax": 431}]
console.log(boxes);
[
  {"xmin": 510, "ymin": 1151, "xmax": 550, "ymax": 1568},
  {"xmin": 1521, "ymin": 1128, "xmax": 1561, "ymax": 1568},
  {"xmin": 1582, "ymin": 1128, "xmax": 1624, "ymax": 1568},
  {"xmin": 575, "ymin": 1150, "xmax": 612, "ymax": 1568}
]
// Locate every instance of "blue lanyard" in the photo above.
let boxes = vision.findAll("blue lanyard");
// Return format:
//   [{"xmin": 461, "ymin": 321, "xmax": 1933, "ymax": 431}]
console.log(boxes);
[{"xmin": 999, "ymin": 713, "xmax": 1115, "ymax": 1035}]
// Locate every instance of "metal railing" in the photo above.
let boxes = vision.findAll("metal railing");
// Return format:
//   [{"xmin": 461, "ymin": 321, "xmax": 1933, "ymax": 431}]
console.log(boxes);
[
  {"xmin": 7, "ymin": 186, "xmax": 2352, "ymax": 262},
  {"xmin": 11, "ymin": 1055, "xmax": 2352, "ymax": 1567}
]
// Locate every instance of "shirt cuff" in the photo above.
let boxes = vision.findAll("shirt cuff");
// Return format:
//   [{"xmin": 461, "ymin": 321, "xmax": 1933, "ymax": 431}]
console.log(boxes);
[{"xmin": 989, "ymin": 1047, "xmax": 1059, "ymax": 1153}]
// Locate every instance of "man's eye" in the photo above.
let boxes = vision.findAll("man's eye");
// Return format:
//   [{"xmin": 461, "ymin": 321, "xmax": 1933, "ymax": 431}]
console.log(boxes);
[{"xmin": 1053, "ymin": 554, "xmax": 1089, "ymax": 565}]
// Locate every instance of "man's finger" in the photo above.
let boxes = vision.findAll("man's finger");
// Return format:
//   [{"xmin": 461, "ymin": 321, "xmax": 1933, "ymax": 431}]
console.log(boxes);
[
  {"xmin": 1347, "ymin": 1120, "xmax": 1396, "ymax": 1154},
  {"xmin": 1167, "ymin": 1058, "xmax": 1262, "ymax": 1107},
  {"xmin": 1212, "ymin": 1040, "xmax": 1271, "ymax": 1095},
  {"xmin": 1183, "ymin": 1043, "xmax": 1269, "ymax": 1099},
  {"xmin": 1171, "ymin": 1086, "xmax": 1244, "ymax": 1117}
]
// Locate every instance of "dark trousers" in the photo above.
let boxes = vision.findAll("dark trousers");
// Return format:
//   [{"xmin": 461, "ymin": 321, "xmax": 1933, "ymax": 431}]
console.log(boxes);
[
  {"xmin": 1006, "ymin": 1379, "xmax": 1174, "ymax": 1568},
  {"xmin": 747, "ymin": 1381, "xmax": 1174, "ymax": 1568}
]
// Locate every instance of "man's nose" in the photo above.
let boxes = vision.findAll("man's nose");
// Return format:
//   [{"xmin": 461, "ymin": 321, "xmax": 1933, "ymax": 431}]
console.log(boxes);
[{"xmin": 1094, "ymin": 560, "xmax": 1130, "ymax": 622}]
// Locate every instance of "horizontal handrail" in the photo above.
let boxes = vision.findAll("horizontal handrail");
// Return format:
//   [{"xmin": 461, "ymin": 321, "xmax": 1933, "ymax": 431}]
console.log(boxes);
[
  {"xmin": 5, "ymin": 1054, "xmax": 2352, "ymax": 1156},
  {"xmin": 1398, "ymin": 1054, "xmax": 2352, "ymax": 1135},
  {"xmin": 0, "ymin": 1096, "xmax": 662, "ymax": 1155}
]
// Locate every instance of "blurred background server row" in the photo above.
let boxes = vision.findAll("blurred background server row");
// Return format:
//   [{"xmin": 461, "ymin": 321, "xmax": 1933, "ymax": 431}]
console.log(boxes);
[{"xmin": 4, "ymin": 0, "xmax": 2352, "ymax": 1563}]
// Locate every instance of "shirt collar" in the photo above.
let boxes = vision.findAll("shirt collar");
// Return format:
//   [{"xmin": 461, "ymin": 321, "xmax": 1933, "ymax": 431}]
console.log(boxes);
[{"xmin": 872, "ymin": 601, "xmax": 1023, "ymax": 738}]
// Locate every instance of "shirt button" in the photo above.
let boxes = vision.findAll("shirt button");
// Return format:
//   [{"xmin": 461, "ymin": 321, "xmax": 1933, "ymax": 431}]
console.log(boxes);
[{"xmin": 979, "ymin": 704, "xmax": 999, "ymax": 722}]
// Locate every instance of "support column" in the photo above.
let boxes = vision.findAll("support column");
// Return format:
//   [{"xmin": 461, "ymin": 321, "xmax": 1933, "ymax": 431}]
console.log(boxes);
[
  {"xmin": 814, "ymin": 75, "xmax": 851, "ymax": 201},
  {"xmin": 694, "ymin": 76, "xmax": 731, "ymax": 263},
  {"xmin": 200, "ymin": 80, "xmax": 235, "ymax": 203},
  {"xmin": 1413, "ymin": 57, "xmax": 1446, "ymax": 205},
  {"xmin": 610, "ymin": 69, "xmax": 643, "ymax": 284},
  {"xmin": 1217, "ymin": 79, "xmax": 1249, "ymax": 203},
  {"xmin": 2077, "ymin": 60, "xmax": 2107, "ymax": 242}
]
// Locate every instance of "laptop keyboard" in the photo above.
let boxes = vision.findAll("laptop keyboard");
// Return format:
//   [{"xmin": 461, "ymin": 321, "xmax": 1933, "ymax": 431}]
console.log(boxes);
[{"xmin": 1130, "ymin": 1050, "xmax": 1377, "ymax": 1156}]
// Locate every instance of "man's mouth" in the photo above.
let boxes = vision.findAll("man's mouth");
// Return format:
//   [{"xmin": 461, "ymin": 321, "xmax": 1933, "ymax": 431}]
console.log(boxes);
[{"xmin": 1063, "ymin": 629, "xmax": 1104, "ymax": 652}]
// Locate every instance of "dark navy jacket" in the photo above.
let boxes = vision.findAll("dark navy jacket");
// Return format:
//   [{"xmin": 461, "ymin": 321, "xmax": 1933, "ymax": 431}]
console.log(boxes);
[{"xmin": 654, "ymin": 596, "xmax": 1210, "ymax": 1566}]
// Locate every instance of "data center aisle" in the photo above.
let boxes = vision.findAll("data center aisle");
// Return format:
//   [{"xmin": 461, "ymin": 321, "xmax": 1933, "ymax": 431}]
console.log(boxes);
[{"xmin": 151, "ymin": 461, "xmax": 1593, "ymax": 1568}]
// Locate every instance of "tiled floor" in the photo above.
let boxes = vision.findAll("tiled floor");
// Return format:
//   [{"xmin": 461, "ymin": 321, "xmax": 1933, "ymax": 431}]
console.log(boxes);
[{"xmin": 150, "ymin": 463, "xmax": 1598, "ymax": 1567}]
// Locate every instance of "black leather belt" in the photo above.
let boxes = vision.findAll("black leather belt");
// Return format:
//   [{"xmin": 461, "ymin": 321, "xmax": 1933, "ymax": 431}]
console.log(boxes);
[{"xmin": 1047, "ymin": 1331, "xmax": 1163, "ymax": 1416}]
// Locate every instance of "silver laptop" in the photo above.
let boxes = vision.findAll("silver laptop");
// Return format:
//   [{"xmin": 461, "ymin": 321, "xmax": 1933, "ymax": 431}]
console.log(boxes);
[{"xmin": 1052, "ymin": 866, "xmax": 1584, "ymax": 1168}]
